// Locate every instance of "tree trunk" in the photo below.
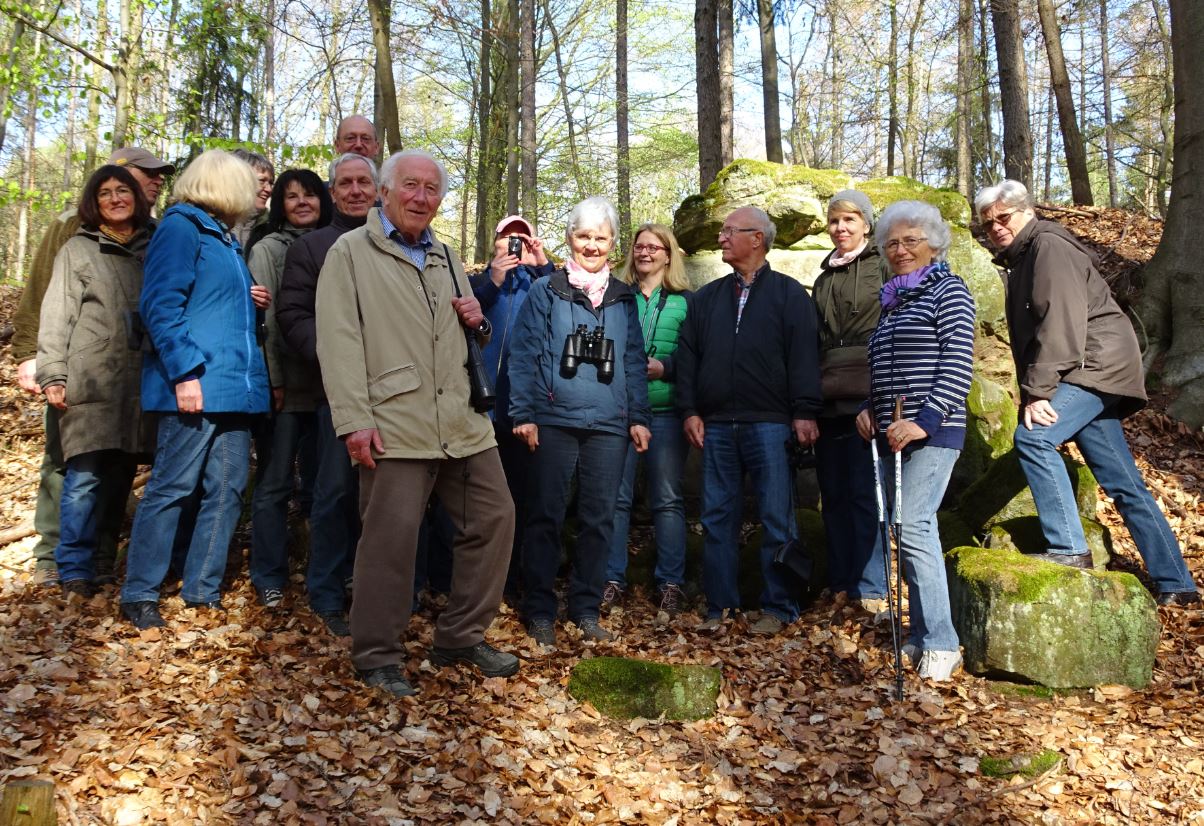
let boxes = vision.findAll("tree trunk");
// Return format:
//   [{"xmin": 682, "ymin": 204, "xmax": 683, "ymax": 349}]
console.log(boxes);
[
  {"xmin": 696, "ymin": 0, "xmax": 722, "ymax": 189},
  {"xmin": 1043, "ymin": 84, "xmax": 1054, "ymax": 202},
  {"xmin": 977, "ymin": 0, "xmax": 996, "ymax": 175},
  {"xmin": 16, "ymin": 30, "xmax": 40, "ymax": 281},
  {"xmin": 718, "ymin": 0, "xmax": 734, "ymax": 166},
  {"xmin": 543, "ymin": 0, "xmax": 584, "ymax": 199},
  {"xmin": 1152, "ymin": 0, "xmax": 1173, "ymax": 218},
  {"xmin": 902, "ymin": 0, "xmax": 927, "ymax": 177},
  {"xmin": 757, "ymin": 0, "xmax": 783, "ymax": 163},
  {"xmin": 955, "ymin": 0, "xmax": 973, "ymax": 196},
  {"xmin": 0, "ymin": 20, "xmax": 26, "ymax": 157},
  {"xmin": 1099, "ymin": 0, "xmax": 1117, "ymax": 208},
  {"xmin": 474, "ymin": 0, "xmax": 494, "ymax": 260},
  {"xmin": 990, "ymin": 0, "xmax": 1032, "ymax": 189},
  {"xmin": 886, "ymin": 0, "xmax": 898, "ymax": 175},
  {"xmin": 616, "ymin": 0, "xmax": 631, "ymax": 243},
  {"xmin": 520, "ymin": 0, "xmax": 536, "ymax": 219},
  {"xmin": 365, "ymin": 0, "xmax": 402, "ymax": 153},
  {"xmin": 504, "ymin": 0, "xmax": 519, "ymax": 215},
  {"xmin": 85, "ymin": 0, "xmax": 107, "ymax": 170},
  {"xmin": 1139, "ymin": 0, "xmax": 1204, "ymax": 427},
  {"xmin": 1035, "ymin": 0, "xmax": 1092, "ymax": 204},
  {"xmin": 263, "ymin": 0, "xmax": 276, "ymax": 145}
]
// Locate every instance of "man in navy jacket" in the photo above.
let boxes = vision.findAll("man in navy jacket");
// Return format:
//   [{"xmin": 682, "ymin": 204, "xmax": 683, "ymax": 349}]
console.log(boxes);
[{"xmin": 676, "ymin": 206, "xmax": 823, "ymax": 635}]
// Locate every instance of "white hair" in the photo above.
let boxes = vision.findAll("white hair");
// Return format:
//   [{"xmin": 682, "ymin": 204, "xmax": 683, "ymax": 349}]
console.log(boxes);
[
  {"xmin": 741, "ymin": 206, "xmax": 777, "ymax": 251},
  {"xmin": 565, "ymin": 196, "xmax": 620, "ymax": 245},
  {"xmin": 973, "ymin": 179, "xmax": 1034, "ymax": 220},
  {"xmin": 379, "ymin": 149, "xmax": 448, "ymax": 197},
  {"xmin": 875, "ymin": 200, "xmax": 952, "ymax": 260},
  {"xmin": 328, "ymin": 153, "xmax": 378, "ymax": 184}
]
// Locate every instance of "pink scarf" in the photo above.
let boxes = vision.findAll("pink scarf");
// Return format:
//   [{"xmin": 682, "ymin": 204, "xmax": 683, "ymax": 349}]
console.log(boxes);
[
  {"xmin": 566, "ymin": 259, "xmax": 610, "ymax": 308},
  {"xmin": 828, "ymin": 241, "xmax": 867, "ymax": 268}
]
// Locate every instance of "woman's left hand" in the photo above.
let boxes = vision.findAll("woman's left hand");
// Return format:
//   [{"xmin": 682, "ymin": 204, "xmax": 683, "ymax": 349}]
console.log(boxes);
[
  {"xmin": 630, "ymin": 424, "xmax": 651, "ymax": 453},
  {"xmin": 885, "ymin": 419, "xmax": 926, "ymax": 453},
  {"xmin": 44, "ymin": 385, "xmax": 67, "ymax": 410},
  {"xmin": 250, "ymin": 284, "xmax": 271, "ymax": 309},
  {"xmin": 646, "ymin": 357, "xmax": 664, "ymax": 380}
]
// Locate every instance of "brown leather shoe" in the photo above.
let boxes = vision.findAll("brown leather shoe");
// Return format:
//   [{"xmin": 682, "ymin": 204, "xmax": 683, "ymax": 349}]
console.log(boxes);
[{"xmin": 1025, "ymin": 551, "xmax": 1093, "ymax": 570}]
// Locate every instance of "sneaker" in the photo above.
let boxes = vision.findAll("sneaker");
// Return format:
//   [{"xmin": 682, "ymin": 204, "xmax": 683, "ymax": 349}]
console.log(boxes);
[
  {"xmin": 258, "ymin": 587, "xmax": 285, "ymax": 608},
  {"xmin": 527, "ymin": 619, "xmax": 556, "ymax": 647},
  {"xmin": 901, "ymin": 643, "xmax": 920, "ymax": 667},
  {"xmin": 697, "ymin": 610, "xmax": 730, "ymax": 633},
  {"xmin": 61, "ymin": 579, "xmax": 97, "ymax": 599},
  {"xmin": 429, "ymin": 642, "xmax": 520, "ymax": 677},
  {"xmin": 575, "ymin": 618, "xmax": 613, "ymax": 642},
  {"xmin": 1156, "ymin": 590, "xmax": 1202, "ymax": 607},
  {"xmin": 657, "ymin": 584, "xmax": 684, "ymax": 616},
  {"xmin": 121, "ymin": 601, "xmax": 165, "ymax": 630},
  {"xmin": 600, "ymin": 581, "xmax": 624, "ymax": 613},
  {"xmin": 358, "ymin": 664, "xmax": 417, "ymax": 698},
  {"xmin": 33, "ymin": 563, "xmax": 60, "ymax": 587},
  {"xmin": 318, "ymin": 612, "xmax": 351, "ymax": 637},
  {"xmin": 750, "ymin": 614, "xmax": 785, "ymax": 636},
  {"xmin": 917, "ymin": 649, "xmax": 962, "ymax": 681}
]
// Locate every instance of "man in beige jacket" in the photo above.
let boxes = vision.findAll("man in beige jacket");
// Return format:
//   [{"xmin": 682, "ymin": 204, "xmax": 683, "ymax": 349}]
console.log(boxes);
[{"xmin": 316, "ymin": 149, "xmax": 518, "ymax": 697}]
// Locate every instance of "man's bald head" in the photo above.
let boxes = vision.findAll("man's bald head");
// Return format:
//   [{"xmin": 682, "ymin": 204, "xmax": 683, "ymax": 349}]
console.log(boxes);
[{"xmin": 334, "ymin": 116, "xmax": 381, "ymax": 159}]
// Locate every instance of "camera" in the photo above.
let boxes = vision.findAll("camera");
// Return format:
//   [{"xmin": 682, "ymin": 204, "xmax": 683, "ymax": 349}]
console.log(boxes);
[
  {"xmin": 784, "ymin": 437, "xmax": 816, "ymax": 471},
  {"xmin": 560, "ymin": 324, "xmax": 616, "ymax": 383},
  {"xmin": 507, "ymin": 235, "xmax": 523, "ymax": 259}
]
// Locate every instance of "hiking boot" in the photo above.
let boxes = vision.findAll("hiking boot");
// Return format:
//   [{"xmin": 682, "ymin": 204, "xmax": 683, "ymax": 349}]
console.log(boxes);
[
  {"xmin": 575, "ymin": 618, "xmax": 613, "ymax": 642},
  {"xmin": 318, "ymin": 612, "xmax": 351, "ymax": 637},
  {"xmin": 1026, "ymin": 551, "xmax": 1093, "ymax": 570},
  {"xmin": 33, "ymin": 563, "xmax": 59, "ymax": 587},
  {"xmin": 697, "ymin": 610, "xmax": 729, "ymax": 633},
  {"xmin": 750, "ymin": 614, "xmax": 785, "ymax": 636},
  {"xmin": 917, "ymin": 649, "xmax": 962, "ymax": 681},
  {"xmin": 1156, "ymin": 590, "xmax": 1201, "ymax": 607},
  {"xmin": 527, "ymin": 619, "xmax": 556, "ymax": 647},
  {"xmin": 358, "ymin": 664, "xmax": 416, "ymax": 698},
  {"xmin": 600, "ymin": 581, "xmax": 624, "ymax": 613},
  {"xmin": 258, "ymin": 587, "xmax": 285, "ymax": 609},
  {"xmin": 61, "ymin": 579, "xmax": 97, "ymax": 599},
  {"xmin": 429, "ymin": 641, "xmax": 520, "ymax": 677},
  {"xmin": 121, "ymin": 601, "xmax": 165, "ymax": 630},
  {"xmin": 657, "ymin": 584, "xmax": 684, "ymax": 616}
]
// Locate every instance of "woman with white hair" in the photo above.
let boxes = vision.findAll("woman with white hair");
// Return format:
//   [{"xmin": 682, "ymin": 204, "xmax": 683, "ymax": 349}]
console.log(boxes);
[
  {"xmin": 120, "ymin": 149, "xmax": 271, "ymax": 629},
  {"xmin": 508, "ymin": 196, "xmax": 652, "ymax": 647},
  {"xmin": 855, "ymin": 199, "xmax": 975, "ymax": 681},
  {"xmin": 975, "ymin": 180, "xmax": 1198, "ymax": 605}
]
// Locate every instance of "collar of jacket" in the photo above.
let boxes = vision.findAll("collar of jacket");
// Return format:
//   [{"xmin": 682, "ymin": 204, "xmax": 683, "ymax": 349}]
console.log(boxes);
[
  {"xmin": 331, "ymin": 210, "xmax": 368, "ymax": 231},
  {"xmin": 821, "ymin": 242, "xmax": 878, "ymax": 271},
  {"xmin": 994, "ymin": 216, "xmax": 1099, "ymax": 272},
  {"xmin": 727, "ymin": 260, "xmax": 774, "ymax": 289},
  {"xmin": 886, "ymin": 260, "xmax": 954, "ymax": 310},
  {"xmin": 363, "ymin": 207, "xmax": 446, "ymax": 267},
  {"xmin": 548, "ymin": 267, "xmax": 634, "ymax": 310},
  {"xmin": 77, "ymin": 221, "xmax": 155, "ymax": 257},
  {"xmin": 168, "ymin": 202, "xmax": 234, "ymax": 241}
]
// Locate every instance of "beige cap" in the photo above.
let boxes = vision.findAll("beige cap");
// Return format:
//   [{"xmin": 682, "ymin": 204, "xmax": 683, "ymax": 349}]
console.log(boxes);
[{"xmin": 108, "ymin": 147, "xmax": 176, "ymax": 175}]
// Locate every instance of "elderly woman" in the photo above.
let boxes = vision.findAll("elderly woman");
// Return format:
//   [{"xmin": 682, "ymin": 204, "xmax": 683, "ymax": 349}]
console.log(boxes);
[
  {"xmin": 231, "ymin": 149, "xmax": 275, "ymax": 251},
  {"xmin": 975, "ymin": 181, "xmax": 1198, "ymax": 605},
  {"xmin": 508, "ymin": 196, "xmax": 652, "ymax": 647},
  {"xmin": 813, "ymin": 190, "xmax": 890, "ymax": 613},
  {"xmin": 247, "ymin": 169, "xmax": 333, "ymax": 611},
  {"xmin": 855, "ymin": 200, "xmax": 975, "ymax": 681},
  {"xmin": 602, "ymin": 222, "xmax": 691, "ymax": 622},
  {"xmin": 120, "ymin": 149, "xmax": 271, "ymax": 629},
  {"xmin": 36, "ymin": 166, "xmax": 155, "ymax": 597}
]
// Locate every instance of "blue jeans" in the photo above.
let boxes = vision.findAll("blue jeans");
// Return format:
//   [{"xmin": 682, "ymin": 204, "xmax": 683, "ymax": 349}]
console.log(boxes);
[
  {"xmin": 880, "ymin": 445, "xmax": 960, "ymax": 651},
  {"xmin": 1013, "ymin": 382, "xmax": 1195, "ymax": 594},
  {"xmin": 55, "ymin": 450, "xmax": 137, "ymax": 583},
  {"xmin": 122, "ymin": 414, "xmax": 253, "ymax": 605},
  {"xmin": 251, "ymin": 411, "xmax": 315, "ymax": 592},
  {"xmin": 304, "ymin": 403, "xmax": 359, "ymax": 613},
  {"xmin": 700, "ymin": 421, "xmax": 799, "ymax": 622},
  {"xmin": 816, "ymin": 416, "xmax": 887, "ymax": 599},
  {"xmin": 521, "ymin": 426, "xmax": 627, "ymax": 623},
  {"xmin": 606, "ymin": 412, "xmax": 688, "ymax": 589}
]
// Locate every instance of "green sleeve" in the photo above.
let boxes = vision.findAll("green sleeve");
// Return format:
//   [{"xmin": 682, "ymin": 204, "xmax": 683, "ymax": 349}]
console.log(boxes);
[{"xmin": 11, "ymin": 212, "xmax": 81, "ymax": 363}]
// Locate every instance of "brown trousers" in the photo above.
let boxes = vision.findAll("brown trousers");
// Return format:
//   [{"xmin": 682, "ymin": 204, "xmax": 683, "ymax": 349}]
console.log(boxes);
[{"xmin": 349, "ymin": 448, "xmax": 515, "ymax": 670}]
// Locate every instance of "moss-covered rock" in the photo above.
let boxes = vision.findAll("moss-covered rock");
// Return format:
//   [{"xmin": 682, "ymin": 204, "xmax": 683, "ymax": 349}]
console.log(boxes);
[
  {"xmin": 947, "ymin": 226, "xmax": 1006, "ymax": 333},
  {"xmin": 957, "ymin": 449, "xmax": 1098, "ymax": 536},
  {"xmin": 937, "ymin": 511, "xmax": 976, "ymax": 552},
  {"xmin": 983, "ymin": 515, "xmax": 1112, "ymax": 568},
  {"xmin": 979, "ymin": 749, "xmax": 1062, "ymax": 778},
  {"xmin": 856, "ymin": 176, "xmax": 971, "ymax": 227},
  {"xmin": 953, "ymin": 372, "xmax": 1019, "ymax": 496},
  {"xmin": 567, "ymin": 656, "xmax": 722, "ymax": 720},
  {"xmin": 947, "ymin": 545, "xmax": 1159, "ymax": 688},
  {"xmin": 789, "ymin": 233, "xmax": 835, "ymax": 252}
]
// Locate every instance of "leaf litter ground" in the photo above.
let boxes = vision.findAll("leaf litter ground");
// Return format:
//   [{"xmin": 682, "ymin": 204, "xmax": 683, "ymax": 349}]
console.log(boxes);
[{"xmin": 2, "ymin": 209, "xmax": 1204, "ymax": 825}]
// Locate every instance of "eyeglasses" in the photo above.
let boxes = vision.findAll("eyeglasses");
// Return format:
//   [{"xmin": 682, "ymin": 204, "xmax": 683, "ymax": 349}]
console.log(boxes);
[
  {"xmin": 632, "ymin": 243, "xmax": 667, "ymax": 254},
  {"xmin": 883, "ymin": 236, "xmax": 929, "ymax": 253},
  {"xmin": 97, "ymin": 186, "xmax": 134, "ymax": 202},
  {"xmin": 981, "ymin": 210, "xmax": 1018, "ymax": 230},
  {"xmin": 718, "ymin": 227, "xmax": 760, "ymax": 239}
]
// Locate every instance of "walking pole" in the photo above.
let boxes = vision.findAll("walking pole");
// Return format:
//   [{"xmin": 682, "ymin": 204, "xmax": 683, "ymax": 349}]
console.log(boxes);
[
  {"xmin": 891, "ymin": 396, "xmax": 906, "ymax": 702},
  {"xmin": 870, "ymin": 432, "xmax": 902, "ymax": 702}
]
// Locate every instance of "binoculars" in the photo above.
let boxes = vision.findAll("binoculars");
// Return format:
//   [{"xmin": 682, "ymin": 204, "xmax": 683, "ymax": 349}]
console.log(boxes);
[{"xmin": 560, "ymin": 324, "xmax": 615, "ymax": 383}]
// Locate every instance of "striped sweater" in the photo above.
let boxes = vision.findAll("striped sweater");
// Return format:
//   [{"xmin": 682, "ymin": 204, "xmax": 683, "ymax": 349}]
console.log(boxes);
[{"xmin": 867, "ymin": 263, "xmax": 975, "ymax": 451}]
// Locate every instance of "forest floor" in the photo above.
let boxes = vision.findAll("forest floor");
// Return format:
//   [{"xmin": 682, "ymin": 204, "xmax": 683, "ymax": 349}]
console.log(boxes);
[{"xmin": 1, "ymin": 209, "xmax": 1203, "ymax": 824}]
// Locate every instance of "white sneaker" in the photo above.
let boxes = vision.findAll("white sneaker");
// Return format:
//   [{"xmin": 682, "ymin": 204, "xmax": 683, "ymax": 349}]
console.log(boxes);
[
  {"xmin": 901, "ymin": 643, "xmax": 920, "ymax": 667},
  {"xmin": 917, "ymin": 649, "xmax": 962, "ymax": 681}
]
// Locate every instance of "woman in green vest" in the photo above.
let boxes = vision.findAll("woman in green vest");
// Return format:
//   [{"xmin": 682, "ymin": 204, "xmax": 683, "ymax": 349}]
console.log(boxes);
[{"xmin": 603, "ymin": 223, "xmax": 692, "ymax": 623}]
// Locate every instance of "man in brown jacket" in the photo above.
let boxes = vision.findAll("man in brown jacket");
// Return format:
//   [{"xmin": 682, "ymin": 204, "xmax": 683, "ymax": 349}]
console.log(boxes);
[
  {"xmin": 315, "ymin": 149, "xmax": 519, "ymax": 697},
  {"xmin": 11, "ymin": 147, "xmax": 173, "ymax": 585}
]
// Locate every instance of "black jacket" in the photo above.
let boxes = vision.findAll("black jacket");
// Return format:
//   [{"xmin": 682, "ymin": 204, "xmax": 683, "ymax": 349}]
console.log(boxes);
[{"xmin": 675, "ymin": 262, "xmax": 823, "ymax": 423}]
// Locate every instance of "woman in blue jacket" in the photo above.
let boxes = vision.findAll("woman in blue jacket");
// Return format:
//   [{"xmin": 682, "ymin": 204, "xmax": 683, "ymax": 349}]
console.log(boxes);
[
  {"xmin": 508, "ymin": 197, "xmax": 652, "ymax": 648},
  {"xmin": 120, "ymin": 149, "xmax": 271, "ymax": 629}
]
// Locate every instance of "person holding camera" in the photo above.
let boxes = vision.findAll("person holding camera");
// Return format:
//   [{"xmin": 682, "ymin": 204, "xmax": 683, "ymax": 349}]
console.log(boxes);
[
  {"xmin": 507, "ymin": 196, "xmax": 652, "ymax": 648},
  {"xmin": 35, "ymin": 165, "xmax": 157, "ymax": 597},
  {"xmin": 315, "ymin": 150, "xmax": 519, "ymax": 698},
  {"xmin": 675, "ymin": 206, "xmax": 823, "ymax": 636},
  {"xmin": 470, "ymin": 215, "xmax": 554, "ymax": 603}
]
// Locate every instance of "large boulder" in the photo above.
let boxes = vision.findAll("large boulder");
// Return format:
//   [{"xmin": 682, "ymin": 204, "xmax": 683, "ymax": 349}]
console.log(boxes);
[
  {"xmin": 567, "ymin": 656, "xmax": 722, "ymax": 720},
  {"xmin": 953, "ymin": 372, "xmax": 1018, "ymax": 496},
  {"xmin": 682, "ymin": 249, "xmax": 830, "ymax": 292},
  {"xmin": 947, "ymin": 546, "xmax": 1160, "ymax": 688},
  {"xmin": 957, "ymin": 449, "xmax": 1098, "ymax": 533}
]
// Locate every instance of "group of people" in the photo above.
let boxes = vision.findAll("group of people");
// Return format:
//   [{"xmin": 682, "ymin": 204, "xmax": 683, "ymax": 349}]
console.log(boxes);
[{"xmin": 11, "ymin": 112, "xmax": 1198, "ymax": 699}]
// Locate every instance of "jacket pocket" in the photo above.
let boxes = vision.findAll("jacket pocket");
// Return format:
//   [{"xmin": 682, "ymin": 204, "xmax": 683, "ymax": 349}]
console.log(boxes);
[{"xmin": 368, "ymin": 364, "xmax": 420, "ymax": 406}]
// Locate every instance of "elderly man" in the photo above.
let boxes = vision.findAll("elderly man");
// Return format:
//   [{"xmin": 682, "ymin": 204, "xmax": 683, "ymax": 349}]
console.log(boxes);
[
  {"xmin": 334, "ymin": 115, "xmax": 382, "ymax": 160},
  {"xmin": 316, "ymin": 149, "xmax": 517, "ymax": 697},
  {"xmin": 12, "ymin": 146, "xmax": 174, "ymax": 586},
  {"xmin": 676, "ymin": 206, "xmax": 823, "ymax": 636}
]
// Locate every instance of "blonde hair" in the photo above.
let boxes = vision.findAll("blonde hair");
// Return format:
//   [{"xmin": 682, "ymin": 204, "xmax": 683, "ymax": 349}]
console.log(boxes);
[
  {"xmin": 171, "ymin": 149, "xmax": 258, "ymax": 227},
  {"xmin": 620, "ymin": 223, "xmax": 689, "ymax": 292}
]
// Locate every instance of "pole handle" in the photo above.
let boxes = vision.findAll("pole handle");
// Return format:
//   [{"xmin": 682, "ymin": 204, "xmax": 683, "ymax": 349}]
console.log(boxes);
[{"xmin": 892, "ymin": 396, "xmax": 904, "ymax": 423}]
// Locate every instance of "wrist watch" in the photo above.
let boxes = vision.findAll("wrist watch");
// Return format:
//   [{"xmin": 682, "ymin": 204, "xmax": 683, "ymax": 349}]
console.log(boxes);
[{"xmin": 477, "ymin": 319, "xmax": 492, "ymax": 336}]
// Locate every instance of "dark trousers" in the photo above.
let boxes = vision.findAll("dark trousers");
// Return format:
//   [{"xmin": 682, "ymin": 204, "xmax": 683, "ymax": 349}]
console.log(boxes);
[
  {"xmin": 495, "ymin": 421, "xmax": 531, "ymax": 596},
  {"xmin": 816, "ymin": 415, "xmax": 887, "ymax": 600},
  {"xmin": 349, "ymin": 449, "xmax": 514, "ymax": 671}
]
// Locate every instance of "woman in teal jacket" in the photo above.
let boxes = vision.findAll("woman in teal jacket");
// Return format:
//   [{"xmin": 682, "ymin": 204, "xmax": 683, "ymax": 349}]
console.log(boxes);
[{"xmin": 602, "ymin": 223, "xmax": 691, "ymax": 622}]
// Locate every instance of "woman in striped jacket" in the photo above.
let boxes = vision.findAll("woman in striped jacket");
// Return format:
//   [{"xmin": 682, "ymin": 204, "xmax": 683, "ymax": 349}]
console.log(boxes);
[{"xmin": 855, "ymin": 200, "xmax": 975, "ymax": 683}]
